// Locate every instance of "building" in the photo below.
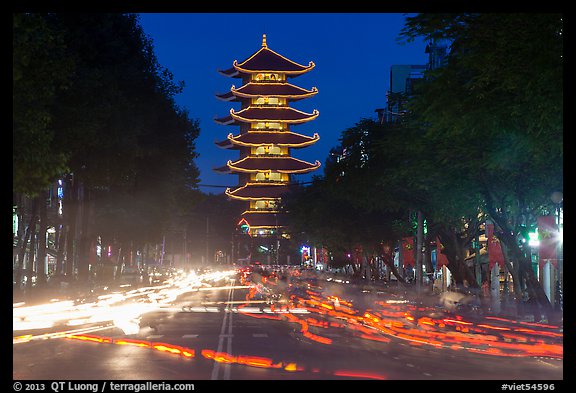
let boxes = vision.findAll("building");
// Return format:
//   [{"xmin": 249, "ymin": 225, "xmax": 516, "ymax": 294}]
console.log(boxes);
[
  {"xmin": 215, "ymin": 34, "xmax": 320, "ymax": 264},
  {"xmin": 375, "ymin": 39, "xmax": 449, "ymax": 124},
  {"xmin": 375, "ymin": 65, "xmax": 426, "ymax": 124}
]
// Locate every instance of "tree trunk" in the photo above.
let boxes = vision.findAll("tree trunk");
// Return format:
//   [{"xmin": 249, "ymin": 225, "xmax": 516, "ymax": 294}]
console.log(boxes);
[
  {"xmin": 36, "ymin": 191, "xmax": 48, "ymax": 286},
  {"xmin": 383, "ymin": 253, "xmax": 406, "ymax": 284},
  {"xmin": 362, "ymin": 254, "xmax": 371, "ymax": 281},
  {"xmin": 15, "ymin": 200, "xmax": 37, "ymax": 290},
  {"xmin": 64, "ymin": 175, "xmax": 77, "ymax": 278},
  {"xmin": 77, "ymin": 183, "xmax": 91, "ymax": 282},
  {"xmin": 500, "ymin": 240, "xmax": 522, "ymax": 299},
  {"xmin": 492, "ymin": 216, "xmax": 555, "ymax": 322},
  {"xmin": 415, "ymin": 210, "xmax": 424, "ymax": 290},
  {"xmin": 14, "ymin": 197, "xmax": 26, "ymax": 289},
  {"xmin": 26, "ymin": 196, "xmax": 39, "ymax": 290},
  {"xmin": 381, "ymin": 240, "xmax": 406, "ymax": 283},
  {"xmin": 438, "ymin": 228, "xmax": 480, "ymax": 289},
  {"xmin": 55, "ymin": 224, "xmax": 65, "ymax": 275}
]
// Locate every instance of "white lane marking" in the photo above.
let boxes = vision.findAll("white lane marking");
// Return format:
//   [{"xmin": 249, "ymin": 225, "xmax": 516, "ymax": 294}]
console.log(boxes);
[
  {"xmin": 211, "ymin": 279, "xmax": 235, "ymax": 380},
  {"xmin": 536, "ymin": 359, "xmax": 562, "ymax": 368},
  {"xmin": 182, "ymin": 334, "xmax": 199, "ymax": 339},
  {"xmin": 224, "ymin": 284, "xmax": 234, "ymax": 380},
  {"xmin": 252, "ymin": 333, "xmax": 268, "ymax": 338}
]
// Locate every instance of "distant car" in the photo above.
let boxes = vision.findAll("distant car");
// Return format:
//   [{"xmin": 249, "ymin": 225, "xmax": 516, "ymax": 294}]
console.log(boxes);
[{"xmin": 119, "ymin": 267, "xmax": 143, "ymax": 284}]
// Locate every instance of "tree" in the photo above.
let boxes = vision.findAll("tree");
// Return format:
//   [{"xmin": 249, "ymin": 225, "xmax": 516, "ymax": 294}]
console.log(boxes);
[
  {"xmin": 400, "ymin": 13, "xmax": 563, "ymax": 320},
  {"xmin": 13, "ymin": 13, "xmax": 202, "ymax": 286},
  {"xmin": 13, "ymin": 14, "xmax": 75, "ymax": 289},
  {"xmin": 285, "ymin": 119, "xmax": 409, "ymax": 281}
]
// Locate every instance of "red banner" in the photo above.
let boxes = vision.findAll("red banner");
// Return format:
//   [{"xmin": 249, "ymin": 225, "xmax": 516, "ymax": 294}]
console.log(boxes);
[
  {"xmin": 401, "ymin": 237, "xmax": 415, "ymax": 267},
  {"xmin": 436, "ymin": 238, "xmax": 449, "ymax": 268},
  {"xmin": 487, "ymin": 223, "xmax": 505, "ymax": 269},
  {"xmin": 538, "ymin": 215, "xmax": 557, "ymax": 268}
]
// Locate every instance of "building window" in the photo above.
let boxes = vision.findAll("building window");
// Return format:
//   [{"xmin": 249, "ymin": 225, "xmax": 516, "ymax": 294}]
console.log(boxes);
[
  {"xmin": 253, "ymin": 97, "xmax": 283, "ymax": 106},
  {"xmin": 254, "ymin": 171, "xmax": 281, "ymax": 182},
  {"xmin": 254, "ymin": 145, "xmax": 281, "ymax": 155},
  {"xmin": 254, "ymin": 200, "xmax": 277, "ymax": 210},
  {"xmin": 252, "ymin": 73, "xmax": 285, "ymax": 82},
  {"xmin": 254, "ymin": 122, "xmax": 282, "ymax": 130}
]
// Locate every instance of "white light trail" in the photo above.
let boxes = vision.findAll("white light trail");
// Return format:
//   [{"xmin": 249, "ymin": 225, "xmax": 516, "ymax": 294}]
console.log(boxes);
[{"xmin": 13, "ymin": 269, "xmax": 239, "ymax": 335}]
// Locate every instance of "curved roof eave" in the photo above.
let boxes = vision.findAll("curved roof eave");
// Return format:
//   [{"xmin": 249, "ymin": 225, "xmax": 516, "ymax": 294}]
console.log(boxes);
[
  {"xmin": 231, "ymin": 83, "xmax": 318, "ymax": 100},
  {"xmin": 226, "ymin": 157, "xmax": 321, "ymax": 174},
  {"xmin": 230, "ymin": 107, "xmax": 319, "ymax": 124},
  {"xmin": 227, "ymin": 131, "xmax": 320, "ymax": 148}
]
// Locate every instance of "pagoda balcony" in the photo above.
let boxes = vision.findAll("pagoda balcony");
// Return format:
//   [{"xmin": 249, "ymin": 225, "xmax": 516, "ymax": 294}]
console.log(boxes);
[
  {"xmin": 250, "ymin": 103, "xmax": 286, "ymax": 108},
  {"xmin": 251, "ymin": 153, "xmax": 288, "ymax": 158},
  {"xmin": 253, "ymin": 179, "xmax": 289, "ymax": 184},
  {"xmin": 250, "ymin": 207, "xmax": 280, "ymax": 212}
]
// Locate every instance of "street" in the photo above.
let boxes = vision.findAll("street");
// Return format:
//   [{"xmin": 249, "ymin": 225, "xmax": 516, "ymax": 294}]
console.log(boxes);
[{"xmin": 13, "ymin": 267, "xmax": 563, "ymax": 381}]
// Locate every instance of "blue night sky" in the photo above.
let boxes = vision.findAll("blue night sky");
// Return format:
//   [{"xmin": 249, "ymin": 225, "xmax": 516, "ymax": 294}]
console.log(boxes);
[{"xmin": 137, "ymin": 13, "xmax": 429, "ymax": 194}]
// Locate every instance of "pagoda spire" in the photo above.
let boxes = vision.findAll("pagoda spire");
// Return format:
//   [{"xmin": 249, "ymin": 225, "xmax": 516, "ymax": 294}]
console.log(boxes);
[{"xmin": 262, "ymin": 34, "xmax": 267, "ymax": 48}]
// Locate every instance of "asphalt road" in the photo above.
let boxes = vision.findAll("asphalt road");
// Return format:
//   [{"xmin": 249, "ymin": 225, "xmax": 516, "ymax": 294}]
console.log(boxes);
[{"xmin": 13, "ymin": 268, "xmax": 564, "ymax": 382}]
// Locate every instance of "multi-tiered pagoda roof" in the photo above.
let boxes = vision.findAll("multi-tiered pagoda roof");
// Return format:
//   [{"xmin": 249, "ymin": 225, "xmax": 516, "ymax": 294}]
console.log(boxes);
[
  {"xmin": 215, "ymin": 34, "xmax": 320, "ymax": 237},
  {"xmin": 218, "ymin": 35, "xmax": 315, "ymax": 77}
]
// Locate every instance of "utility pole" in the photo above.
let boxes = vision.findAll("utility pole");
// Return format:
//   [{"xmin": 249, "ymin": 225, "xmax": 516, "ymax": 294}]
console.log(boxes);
[
  {"xmin": 474, "ymin": 230, "xmax": 482, "ymax": 286},
  {"xmin": 550, "ymin": 191, "xmax": 563, "ymax": 311}
]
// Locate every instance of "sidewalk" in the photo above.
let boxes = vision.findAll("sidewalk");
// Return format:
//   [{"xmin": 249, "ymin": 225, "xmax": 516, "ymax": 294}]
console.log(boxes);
[{"xmin": 341, "ymin": 276, "xmax": 563, "ymax": 326}]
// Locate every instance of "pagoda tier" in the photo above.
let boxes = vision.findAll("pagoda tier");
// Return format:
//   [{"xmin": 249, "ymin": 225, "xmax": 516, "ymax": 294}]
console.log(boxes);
[
  {"xmin": 214, "ymin": 156, "xmax": 321, "ymax": 174},
  {"xmin": 218, "ymin": 37, "xmax": 314, "ymax": 78},
  {"xmin": 214, "ymin": 107, "xmax": 319, "ymax": 126},
  {"xmin": 240, "ymin": 211, "xmax": 289, "ymax": 228},
  {"xmin": 215, "ymin": 131, "xmax": 320, "ymax": 149},
  {"xmin": 224, "ymin": 182, "xmax": 289, "ymax": 200},
  {"xmin": 216, "ymin": 82, "xmax": 318, "ymax": 102}
]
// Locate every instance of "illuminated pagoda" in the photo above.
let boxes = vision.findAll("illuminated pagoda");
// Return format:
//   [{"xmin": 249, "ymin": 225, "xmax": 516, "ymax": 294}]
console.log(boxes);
[{"xmin": 215, "ymin": 34, "xmax": 320, "ymax": 263}]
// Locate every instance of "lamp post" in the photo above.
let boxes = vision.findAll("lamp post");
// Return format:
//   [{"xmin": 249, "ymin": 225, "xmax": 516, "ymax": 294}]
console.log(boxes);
[{"xmin": 550, "ymin": 191, "xmax": 563, "ymax": 311}]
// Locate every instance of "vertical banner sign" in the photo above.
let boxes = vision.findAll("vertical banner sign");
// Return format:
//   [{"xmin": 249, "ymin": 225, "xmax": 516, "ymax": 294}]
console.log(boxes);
[
  {"xmin": 538, "ymin": 215, "xmax": 557, "ymax": 268},
  {"xmin": 436, "ymin": 238, "xmax": 449, "ymax": 268},
  {"xmin": 487, "ymin": 223, "xmax": 505, "ymax": 269},
  {"xmin": 402, "ymin": 237, "xmax": 415, "ymax": 267}
]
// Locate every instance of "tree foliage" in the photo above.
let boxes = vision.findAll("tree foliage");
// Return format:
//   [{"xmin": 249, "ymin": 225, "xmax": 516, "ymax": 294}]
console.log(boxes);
[
  {"xmin": 44, "ymin": 13, "xmax": 201, "ymax": 244},
  {"xmin": 13, "ymin": 13, "xmax": 72, "ymax": 196}
]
